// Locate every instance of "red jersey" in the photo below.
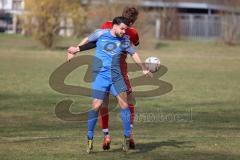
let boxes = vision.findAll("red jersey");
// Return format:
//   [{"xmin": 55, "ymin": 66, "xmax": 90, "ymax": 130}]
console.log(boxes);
[
  {"xmin": 100, "ymin": 21, "xmax": 139, "ymax": 92},
  {"xmin": 101, "ymin": 21, "xmax": 139, "ymax": 46}
]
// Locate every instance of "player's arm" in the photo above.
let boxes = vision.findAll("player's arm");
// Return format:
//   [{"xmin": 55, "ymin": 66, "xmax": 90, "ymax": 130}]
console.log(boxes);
[
  {"xmin": 79, "ymin": 41, "xmax": 96, "ymax": 51},
  {"xmin": 67, "ymin": 37, "xmax": 91, "ymax": 55},
  {"xmin": 67, "ymin": 29, "xmax": 105, "ymax": 61},
  {"xmin": 124, "ymin": 40, "xmax": 152, "ymax": 77},
  {"xmin": 72, "ymin": 21, "xmax": 110, "ymax": 53},
  {"xmin": 68, "ymin": 29, "xmax": 105, "ymax": 54},
  {"xmin": 67, "ymin": 22, "xmax": 110, "ymax": 55},
  {"xmin": 77, "ymin": 37, "xmax": 97, "ymax": 51},
  {"xmin": 132, "ymin": 33, "xmax": 139, "ymax": 46},
  {"xmin": 128, "ymin": 28, "xmax": 140, "ymax": 46},
  {"xmin": 131, "ymin": 52, "xmax": 153, "ymax": 78},
  {"xmin": 67, "ymin": 37, "xmax": 90, "ymax": 61}
]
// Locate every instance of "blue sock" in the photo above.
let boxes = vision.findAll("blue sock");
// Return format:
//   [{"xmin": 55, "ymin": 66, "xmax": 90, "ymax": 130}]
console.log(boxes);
[
  {"xmin": 87, "ymin": 109, "xmax": 98, "ymax": 140},
  {"xmin": 120, "ymin": 108, "xmax": 131, "ymax": 138}
]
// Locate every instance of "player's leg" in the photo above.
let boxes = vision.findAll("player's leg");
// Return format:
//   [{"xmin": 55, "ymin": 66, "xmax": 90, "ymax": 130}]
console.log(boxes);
[
  {"xmin": 116, "ymin": 92, "xmax": 131, "ymax": 152},
  {"xmin": 124, "ymin": 74, "xmax": 136, "ymax": 149},
  {"xmin": 127, "ymin": 92, "xmax": 136, "ymax": 149},
  {"xmin": 99, "ymin": 94, "xmax": 110, "ymax": 135},
  {"xmin": 128, "ymin": 93, "xmax": 135, "ymax": 128},
  {"xmin": 87, "ymin": 98, "xmax": 103, "ymax": 153},
  {"xmin": 88, "ymin": 99, "xmax": 103, "ymax": 140},
  {"xmin": 117, "ymin": 92, "xmax": 131, "ymax": 137},
  {"xmin": 98, "ymin": 95, "xmax": 111, "ymax": 150},
  {"xmin": 124, "ymin": 76, "xmax": 134, "ymax": 126},
  {"xmin": 111, "ymin": 79, "xmax": 131, "ymax": 152},
  {"xmin": 87, "ymin": 75, "xmax": 108, "ymax": 153}
]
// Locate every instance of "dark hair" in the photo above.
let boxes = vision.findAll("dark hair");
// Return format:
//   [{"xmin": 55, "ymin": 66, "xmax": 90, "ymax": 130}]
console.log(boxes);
[
  {"xmin": 122, "ymin": 6, "xmax": 139, "ymax": 24},
  {"xmin": 112, "ymin": 16, "xmax": 130, "ymax": 26}
]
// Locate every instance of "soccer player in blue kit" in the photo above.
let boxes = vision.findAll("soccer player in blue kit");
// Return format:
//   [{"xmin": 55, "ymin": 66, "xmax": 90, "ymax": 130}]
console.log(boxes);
[{"xmin": 68, "ymin": 16, "xmax": 152, "ymax": 153}]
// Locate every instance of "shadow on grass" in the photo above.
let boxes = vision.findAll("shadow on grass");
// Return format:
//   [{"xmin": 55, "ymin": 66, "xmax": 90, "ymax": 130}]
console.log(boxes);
[
  {"xmin": 110, "ymin": 140, "xmax": 194, "ymax": 154},
  {"xmin": 151, "ymin": 100, "xmax": 240, "ymax": 124}
]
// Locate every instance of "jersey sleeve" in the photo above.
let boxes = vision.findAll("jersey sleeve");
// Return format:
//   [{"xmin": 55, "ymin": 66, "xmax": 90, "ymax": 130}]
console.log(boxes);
[
  {"xmin": 122, "ymin": 37, "xmax": 136, "ymax": 55},
  {"xmin": 88, "ymin": 29, "xmax": 107, "ymax": 42},
  {"xmin": 126, "ymin": 28, "xmax": 140, "ymax": 46},
  {"xmin": 125, "ymin": 45, "xmax": 136, "ymax": 56}
]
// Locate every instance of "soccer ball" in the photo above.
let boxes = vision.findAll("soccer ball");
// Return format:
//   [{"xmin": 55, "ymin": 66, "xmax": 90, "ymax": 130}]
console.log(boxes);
[{"xmin": 145, "ymin": 57, "xmax": 161, "ymax": 73}]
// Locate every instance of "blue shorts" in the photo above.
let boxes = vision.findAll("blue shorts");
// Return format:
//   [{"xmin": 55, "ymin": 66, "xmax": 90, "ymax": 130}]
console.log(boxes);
[{"xmin": 92, "ymin": 74, "xmax": 127, "ymax": 100}]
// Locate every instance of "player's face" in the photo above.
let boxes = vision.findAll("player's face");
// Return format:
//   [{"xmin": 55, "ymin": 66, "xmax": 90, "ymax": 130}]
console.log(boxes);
[{"xmin": 115, "ymin": 23, "xmax": 128, "ymax": 37}]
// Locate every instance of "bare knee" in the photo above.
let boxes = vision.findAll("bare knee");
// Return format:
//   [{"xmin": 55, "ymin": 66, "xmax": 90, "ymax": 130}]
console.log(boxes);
[
  {"xmin": 119, "ymin": 101, "xmax": 128, "ymax": 109},
  {"xmin": 118, "ymin": 97, "xmax": 128, "ymax": 109},
  {"xmin": 117, "ymin": 92, "xmax": 128, "ymax": 109},
  {"xmin": 92, "ymin": 100, "xmax": 102, "ymax": 111}
]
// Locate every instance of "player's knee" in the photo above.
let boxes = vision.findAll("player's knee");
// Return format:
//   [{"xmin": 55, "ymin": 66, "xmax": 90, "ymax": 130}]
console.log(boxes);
[
  {"xmin": 119, "ymin": 101, "xmax": 128, "ymax": 109},
  {"xmin": 92, "ymin": 101, "xmax": 101, "ymax": 111}
]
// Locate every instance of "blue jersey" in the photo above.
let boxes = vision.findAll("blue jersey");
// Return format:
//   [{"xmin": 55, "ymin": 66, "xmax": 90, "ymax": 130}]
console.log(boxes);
[{"xmin": 88, "ymin": 29, "xmax": 135, "ymax": 82}]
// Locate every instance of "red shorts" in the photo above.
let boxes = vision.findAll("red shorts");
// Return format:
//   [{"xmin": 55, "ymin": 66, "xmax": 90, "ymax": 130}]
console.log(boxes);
[{"xmin": 123, "ymin": 73, "xmax": 132, "ymax": 94}]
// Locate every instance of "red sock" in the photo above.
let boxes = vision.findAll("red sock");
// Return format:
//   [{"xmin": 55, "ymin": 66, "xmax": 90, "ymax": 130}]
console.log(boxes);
[
  {"xmin": 99, "ymin": 107, "xmax": 109, "ymax": 130},
  {"xmin": 129, "ymin": 104, "xmax": 135, "ymax": 126}
]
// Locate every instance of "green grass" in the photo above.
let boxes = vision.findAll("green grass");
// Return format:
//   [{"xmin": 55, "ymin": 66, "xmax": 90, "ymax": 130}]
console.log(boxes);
[{"xmin": 1, "ymin": 34, "xmax": 240, "ymax": 160}]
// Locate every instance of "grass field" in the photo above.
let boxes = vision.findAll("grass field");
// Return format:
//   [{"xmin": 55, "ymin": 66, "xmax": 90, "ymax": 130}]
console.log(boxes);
[{"xmin": 1, "ymin": 34, "xmax": 240, "ymax": 160}]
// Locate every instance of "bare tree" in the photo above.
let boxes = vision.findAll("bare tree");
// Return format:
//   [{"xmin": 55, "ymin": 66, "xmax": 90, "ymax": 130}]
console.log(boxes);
[
  {"xmin": 23, "ymin": 0, "xmax": 86, "ymax": 48},
  {"xmin": 159, "ymin": 0, "xmax": 181, "ymax": 40},
  {"xmin": 220, "ymin": 0, "xmax": 240, "ymax": 45}
]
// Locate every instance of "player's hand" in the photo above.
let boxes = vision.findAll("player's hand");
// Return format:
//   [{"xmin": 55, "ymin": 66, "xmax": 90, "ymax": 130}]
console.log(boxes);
[
  {"xmin": 143, "ymin": 70, "xmax": 153, "ymax": 78},
  {"xmin": 67, "ymin": 46, "xmax": 79, "ymax": 55},
  {"xmin": 67, "ymin": 52, "xmax": 75, "ymax": 62}
]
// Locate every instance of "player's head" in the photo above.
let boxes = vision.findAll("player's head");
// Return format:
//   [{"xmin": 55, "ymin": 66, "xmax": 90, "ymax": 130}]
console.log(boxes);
[
  {"xmin": 112, "ymin": 16, "xmax": 130, "ymax": 37},
  {"xmin": 122, "ymin": 6, "xmax": 139, "ymax": 26}
]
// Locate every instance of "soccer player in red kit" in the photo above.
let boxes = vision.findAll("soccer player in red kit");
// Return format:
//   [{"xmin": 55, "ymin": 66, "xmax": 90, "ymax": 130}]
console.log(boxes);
[
  {"xmin": 99, "ymin": 7, "xmax": 139, "ymax": 150},
  {"xmin": 67, "ymin": 7, "xmax": 139, "ymax": 150}
]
